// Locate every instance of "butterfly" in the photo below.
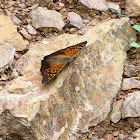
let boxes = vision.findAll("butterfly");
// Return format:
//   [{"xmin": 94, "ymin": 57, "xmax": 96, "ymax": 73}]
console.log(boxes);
[{"xmin": 40, "ymin": 41, "xmax": 87, "ymax": 83}]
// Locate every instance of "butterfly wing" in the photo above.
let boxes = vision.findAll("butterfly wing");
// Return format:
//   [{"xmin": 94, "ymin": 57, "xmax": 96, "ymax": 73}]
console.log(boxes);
[
  {"xmin": 40, "ymin": 41, "xmax": 87, "ymax": 83},
  {"xmin": 64, "ymin": 41, "xmax": 87, "ymax": 58},
  {"xmin": 41, "ymin": 61, "xmax": 67, "ymax": 83}
]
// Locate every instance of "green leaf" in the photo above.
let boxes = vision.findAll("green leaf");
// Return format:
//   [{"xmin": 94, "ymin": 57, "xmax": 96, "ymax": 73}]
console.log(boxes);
[
  {"xmin": 130, "ymin": 42, "xmax": 140, "ymax": 48},
  {"xmin": 132, "ymin": 25, "xmax": 140, "ymax": 32}
]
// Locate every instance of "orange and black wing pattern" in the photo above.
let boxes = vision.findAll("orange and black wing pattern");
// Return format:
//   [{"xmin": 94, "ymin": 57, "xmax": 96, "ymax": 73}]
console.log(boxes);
[{"xmin": 40, "ymin": 41, "xmax": 87, "ymax": 83}]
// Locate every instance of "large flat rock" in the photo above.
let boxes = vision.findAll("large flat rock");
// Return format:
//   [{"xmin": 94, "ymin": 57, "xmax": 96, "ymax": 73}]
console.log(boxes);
[{"xmin": 0, "ymin": 18, "xmax": 136, "ymax": 139}]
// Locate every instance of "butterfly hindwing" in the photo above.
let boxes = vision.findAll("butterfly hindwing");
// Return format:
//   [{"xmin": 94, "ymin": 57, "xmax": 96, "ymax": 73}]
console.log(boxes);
[
  {"xmin": 41, "ymin": 63, "xmax": 67, "ymax": 83},
  {"xmin": 40, "ymin": 41, "xmax": 87, "ymax": 83}
]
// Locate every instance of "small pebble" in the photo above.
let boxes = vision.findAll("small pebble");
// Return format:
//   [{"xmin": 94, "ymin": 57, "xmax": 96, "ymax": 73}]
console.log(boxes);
[
  {"xmin": 27, "ymin": 3, "xmax": 39, "ymax": 10},
  {"xmin": 105, "ymin": 133, "xmax": 114, "ymax": 140},
  {"xmin": 134, "ymin": 122, "xmax": 140, "ymax": 128},
  {"xmin": 11, "ymin": 70, "xmax": 19, "ymax": 79},
  {"xmin": 69, "ymin": 28, "xmax": 77, "ymax": 33},
  {"xmin": 18, "ymin": 3, "xmax": 25, "ymax": 8},
  {"xmin": 113, "ymin": 131, "xmax": 119, "ymax": 137},
  {"xmin": 111, "ymin": 14, "xmax": 117, "ymax": 18},
  {"xmin": 91, "ymin": 136, "xmax": 98, "ymax": 140},
  {"xmin": 82, "ymin": 137, "xmax": 87, "ymax": 140},
  {"xmin": 20, "ymin": 28, "xmax": 32, "ymax": 40},
  {"xmin": 83, "ymin": 20, "xmax": 90, "ymax": 24},
  {"xmin": 58, "ymin": 2, "xmax": 65, "ymax": 9},
  {"xmin": 100, "ymin": 12, "xmax": 109, "ymax": 20},
  {"xmin": 27, "ymin": 24, "xmax": 37, "ymax": 35},
  {"xmin": 118, "ymin": 134, "xmax": 127, "ymax": 140},
  {"xmin": 14, "ymin": 53, "xmax": 20, "ymax": 59},
  {"xmin": 1, "ymin": 74, "xmax": 8, "ymax": 81}
]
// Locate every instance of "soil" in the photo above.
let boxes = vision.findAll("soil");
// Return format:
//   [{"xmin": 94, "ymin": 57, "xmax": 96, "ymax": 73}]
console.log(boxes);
[{"xmin": 0, "ymin": 0, "xmax": 139, "ymax": 139}]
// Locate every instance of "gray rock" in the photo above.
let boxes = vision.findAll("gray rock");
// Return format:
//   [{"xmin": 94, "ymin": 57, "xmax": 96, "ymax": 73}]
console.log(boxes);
[
  {"xmin": 29, "ymin": 7, "xmax": 65, "ymax": 31},
  {"xmin": 5, "ymin": 9, "xmax": 22, "ymax": 25},
  {"xmin": 79, "ymin": 0, "xmax": 108, "ymax": 11},
  {"xmin": 121, "ymin": 77, "xmax": 140, "ymax": 90},
  {"xmin": 0, "ymin": 40, "xmax": 15, "ymax": 72},
  {"xmin": 10, "ymin": 69, "xmax": 19, "ymax": 79},
  {"xmin": 110, "ymin": 99, "xmax": 124, "ymax": 123},
  {"xmin": 124, "ymin": 65, "xmax": 140, "ymax": 77},
  {"xmin": 67, "ymin": 12, "xmax": 83, "ymax": 29},
  {"xmin": 26, "ymin": 24, "xmax": 37, "ymax": 35},
  {"xmin": 107, "ymin": 2, "xmax": 121, "ymax": 14},
  {"xmin": 122, "ymin": 91, "xmax": 140, "ymax": 118}
]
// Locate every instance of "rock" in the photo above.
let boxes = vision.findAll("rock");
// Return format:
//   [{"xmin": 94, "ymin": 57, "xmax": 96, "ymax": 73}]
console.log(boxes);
[
  {"xmin": 125, "ymin": 0, "xmax": 140, "ymax": 17},
  {"xmin": 100, "ymin": 12, "xmax": 109, "ymax": 20},
  {"xmin": 67, "ymin": 12, "xmax": 83, "ymax": 29},
  {"xmin": 133, "ymin": 128, "xmax": 140, "ymax": 139},
  {"xmin": 58, "ymin": 2, "xmax": 65, "ymax": 10},
  {"xmin": 83, "ymin": 19, "xmax": 90, "ymax": 24},
  {"xmin": 5, "ymin": 76, "xmax": 32, "ymax": 94},
  {"xmin": 0, "ymin": 8, "xmax": 5, "ymax": 15},
  {"xmin": 18, "ymin": 3, "xmax": 26, "ymax": 8},
  {"xmin": 0, "ymin": 40, "xmax": 15, "ymax": 72},
  {"xmin": 112, "ymin": 131, "xmax": 119, "ymax": 137},
  {"xmin": 104, "ymin": 133, "xmax": 114, "ymax": 140},
  {"xmin": 26, "ymin": 24, "xmax": 37, "ymax": 35},
  {"xmin": 124, "ymin": 65, "xmax": 140, "ymax": 77},
  {"xmin": 0, "ymin": 15, "xmax": 27, "ymax": 51},
  {"xmin": 29, "ymin": 7, "xmax": 65, "ymax": 31},
  {"xmin": 0, "ymin": 73, "xmax": 8, "ymax": 81},
  {"xmin": 107, "ymin": 2, "xmax": 121, "ymax": 14},
  {"xmin": 14, "ymin": 53, "xmax": 20, "ymax": 59},
  {"xmin": 134, "ymin": 122, "xmax": 140, "ymax": 128},
  {"xmin": 27, "ymin": 3, "xmax": 39, "ymax": 10},
  {"xmin": 69, "ymin": 28, "xmax": 77, "ymax": 33},
  {"xmin": 5, "ymin": 9, "xmax": 22, "ymax": 25},
  {"xmin": 0, "ymin": 18, "xmax": 136, "ymax": 139},
  {"xmin": 10, "ymin": 69, "xmax": 19, "ymax": 79},
  {"xmin": 122, "ymin": 91, "xmax": 140, "ymax": 118},
  {"xmin": 79, "ymin": 0, "xmax": 108, "ymax": 11},
  {"xmin": 118, "ymin": 134, "xmax": 127, "ymax": 140},
  {"xmin": 20, "ymin": 28, "xmax": 33, "ymax": 40},
  {"xmin": 91, "ymin": 136, "xmax": 99, "ymax": 140},
  {"xmin": 91, "ymin": 18, "xmax": 101, "ymax": 26},
  {"xmin": 110, "ymin": 99, "xmax": 124, "ymax": 123},
  {"xmin": 121, "ymin": 77, "xmax": 140, "ymax": 90}
]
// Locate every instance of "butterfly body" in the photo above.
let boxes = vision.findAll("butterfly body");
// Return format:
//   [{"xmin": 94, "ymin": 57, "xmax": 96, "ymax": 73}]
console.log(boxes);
[
  {"xmin": 40, "ymin": 41, "xmax": 87, "ymax": 83},
  {"xmin": 44, "ymin": 55, "xmax": 74, "ymax": 63}
]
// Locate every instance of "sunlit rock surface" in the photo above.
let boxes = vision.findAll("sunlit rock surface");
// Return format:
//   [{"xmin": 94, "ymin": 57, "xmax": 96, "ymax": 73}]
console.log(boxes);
[{"xmin": 0, "ymin": 18, "xmax": 136, "ymax": 139}]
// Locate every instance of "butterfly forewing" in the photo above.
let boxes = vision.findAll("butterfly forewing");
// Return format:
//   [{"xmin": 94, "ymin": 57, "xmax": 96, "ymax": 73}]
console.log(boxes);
[
  {"xmin": 64, "ymin": 41, "xmax": 87, "ymax": 58},
  {"xmin": 40, "ymin": 41, "xmax": 87, "ymax": 83}
]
